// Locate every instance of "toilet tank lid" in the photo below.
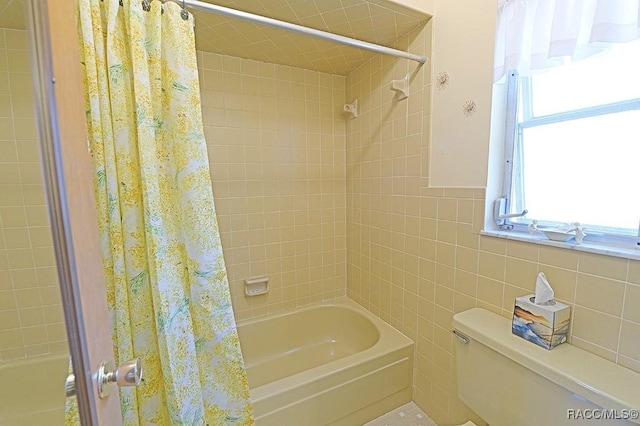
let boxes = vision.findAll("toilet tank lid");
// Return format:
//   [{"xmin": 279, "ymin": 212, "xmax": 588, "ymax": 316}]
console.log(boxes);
[{"xmin": 453, "ymin": 308, "xmax": 640, "ymax": 420}]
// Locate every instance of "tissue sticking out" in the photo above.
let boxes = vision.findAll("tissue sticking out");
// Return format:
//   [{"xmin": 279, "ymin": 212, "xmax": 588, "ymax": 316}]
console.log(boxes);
[{"xmin": 534, "ymin": 272, "xmax": 554, "ymax": 305}]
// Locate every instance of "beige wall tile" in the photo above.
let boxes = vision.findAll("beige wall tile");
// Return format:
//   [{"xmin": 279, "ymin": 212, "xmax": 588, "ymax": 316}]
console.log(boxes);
[
  {"xmin": 201, "ymin": 52, "xmax": 346, "ymax": 319},
  {"xmin": 8, "ymin": 73, "xmax": 32, "ymax": 96},
  {"xmin": 571, "ymin": 306, "xmax": 621, "ymax": 351},
  {"xmin": 618, "ymin": 355, "xmax": 640, "ymax": 374},
  {"xmin": 437, "ymin": 198, "xmax": 457, "ymax": 221},
  {"xmin": 456, "ymin": 223, "xmax": 478, "ymax": 249},
  {"xmin": 0, "ymin": 94, "xmax": 11, "ymax": 116},
  {"xmin": 505, "ymin": 257, "xmax": 538, "ymax": 290},
  {"xmin": 575, "ymin": 273, "xmax": 625, "ymax": 316},
  {"xmin": 3, "ymin": 227, "xmax": 30, "ymax": 249},
  {"xmin": 478, "ymin": 235, "xmax": 506, "ymax": 255},
  {"xmin": 628, "ymin": 260, "xmax": 640, "ymax": 284},
  {"xmin": 10, "ymin": 95, "xmax": 35, "ymax": 118},
  {"xmin": 539, "ymin": 246, "xmax": 578, "ymax": 270},
  {"xmin": 14, "ymin": 288, "xmax": 41, "ymax": 309},
  {"xmin": 6, "ymin": 50, "xmax": 29, "ymax": 73},
  {"xmin": 455, "ymin": 246, "xmax": 478, "ymax": 274},
  {"xmin": 5, "ymin": 30, "xmax": 28, "ymax": 50},
  {"xmin": 21, "ymin": 325, "xmax": 48, "ymax": 346},
  {"xmin": 619, "ymin": 320, "xmax": 640, "ymax": 361},
  {"xmin": 477, "ymin": 251, "xmax": 505, "ymax": 281},
  {"xmin": 436, "ymin": 219, "xmax": 457, "ymax": 244},
  {"xmin": 0, "ymin": 271, "xmax": 12, "ymax": 290},
  {"xmin": 570, "ymin": 336, "xmax": 617, "ymax": 362},
  {"xmin": 0, "ymin": 72, "xmax": 9, "ymax": 94},
  {"xmin": 18, "ymin": 307, "xmax": 45, "ymax": 327},
  {"xmin": 623, "ymin": 284, "xmax": 640, "ymax": 323},
  {"xmin": 506, "ymin": 240, "xmax": 539, "ymax": 262},
  {"xmin": 436, "ymin": 242, "xmax": 456, "ymax": 268},
  {"xmin": 7, "ymin": 248, "xmax": 34, "ymax": 269},
  {"xmin": 0, "ymin": 329, "xmax": 23, "ymax": 350},
  {"xmin": 0, "ymin": 30, "xmax": 65, "ymax": 362},
  {"xmin": 0, "ymin": 309, "xmax": 20, "ymax": 330},
  {"xmin": 0, "ymin": 206, "xmax": 27, "ymax": 227},
  {"xmin": 477, "ymin": 276, "xmax": 504, "ymax": 308},
  {"xmin": 578, "ymin": 252, "xmax": 628, "ymax": 281}
]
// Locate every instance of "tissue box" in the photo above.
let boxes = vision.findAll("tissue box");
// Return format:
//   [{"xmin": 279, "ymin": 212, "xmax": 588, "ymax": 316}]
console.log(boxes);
[{"xmin": 512, "ymin": 295, "xmax": 570, "ymax": 350}]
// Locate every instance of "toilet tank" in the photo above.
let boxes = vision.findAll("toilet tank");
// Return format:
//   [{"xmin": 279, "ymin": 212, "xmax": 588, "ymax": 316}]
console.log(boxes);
[{"xmin": 452, "ymin": 308, "xmax": 640, "ymax": 426}]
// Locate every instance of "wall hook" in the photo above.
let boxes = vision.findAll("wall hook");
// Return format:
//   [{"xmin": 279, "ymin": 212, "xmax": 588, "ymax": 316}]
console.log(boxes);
[
  {"xmin": 343, "ymin": 99, "xmax": 358, "ymax": 118},
  {"xmin": 390, "ymin": 74, "xmax": 410, "ymax": 100}
]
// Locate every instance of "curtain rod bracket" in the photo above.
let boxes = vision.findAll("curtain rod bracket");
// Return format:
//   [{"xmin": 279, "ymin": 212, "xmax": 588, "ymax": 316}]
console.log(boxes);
[{"xmin": 390, "ymin": 74, "xmax": 410, "ymax": 100}]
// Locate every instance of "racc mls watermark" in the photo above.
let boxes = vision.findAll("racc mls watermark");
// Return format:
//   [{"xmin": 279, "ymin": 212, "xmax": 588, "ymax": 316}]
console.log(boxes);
[{"xmin": 567, "ymin": 409, "xmax": 640, "ymax": 421}]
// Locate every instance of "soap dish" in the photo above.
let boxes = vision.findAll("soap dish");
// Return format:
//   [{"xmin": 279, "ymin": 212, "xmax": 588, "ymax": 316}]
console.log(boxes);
[
  {"xmin": 244, "ymin": 275, "xmax": 269, "ymax": 296},
  {"xmin": 539, "ymin": 228, "xmax": 576, "ymax": 242}
]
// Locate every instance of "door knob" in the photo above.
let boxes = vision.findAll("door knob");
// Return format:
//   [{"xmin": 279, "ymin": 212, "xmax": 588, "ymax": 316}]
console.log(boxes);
[{"xmin": 97, "ymin": 358, "xmax": 143, "ymax": 398}]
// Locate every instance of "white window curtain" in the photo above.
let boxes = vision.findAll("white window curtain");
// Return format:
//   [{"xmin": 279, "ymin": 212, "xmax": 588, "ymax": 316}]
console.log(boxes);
[{"xmin": 494, "ymin": 0, "xmax": 640, "ymax": 81}]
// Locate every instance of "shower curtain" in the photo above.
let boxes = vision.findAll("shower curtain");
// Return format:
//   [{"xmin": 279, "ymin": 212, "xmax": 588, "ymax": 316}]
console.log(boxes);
[{"xmin": 76, "ymin": 0, "xmax": 253, "ymax": 424}]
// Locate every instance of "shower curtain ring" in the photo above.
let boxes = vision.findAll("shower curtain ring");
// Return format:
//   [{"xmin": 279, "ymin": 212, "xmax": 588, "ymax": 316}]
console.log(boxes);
[{"xmin": 181, "ymin": 0, "xmax": 189, "ymax": 20}]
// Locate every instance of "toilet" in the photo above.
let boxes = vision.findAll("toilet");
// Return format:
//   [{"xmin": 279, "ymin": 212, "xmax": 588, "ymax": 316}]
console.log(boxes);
[{"xmin": 452, "ymin": 308, "xmax": 640, "ymax": 426}]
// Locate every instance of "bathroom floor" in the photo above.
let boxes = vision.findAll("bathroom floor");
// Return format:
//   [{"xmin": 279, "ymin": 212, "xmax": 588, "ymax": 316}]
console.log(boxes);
[{"xmin": 364, "ymin": 402, "xmax": 437, "ymax": 426}]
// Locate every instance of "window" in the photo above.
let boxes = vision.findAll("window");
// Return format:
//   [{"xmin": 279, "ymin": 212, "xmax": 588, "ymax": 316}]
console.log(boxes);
[{"xmin": 500, "ymin": 40, "xmax": 640, "ymax": 247}]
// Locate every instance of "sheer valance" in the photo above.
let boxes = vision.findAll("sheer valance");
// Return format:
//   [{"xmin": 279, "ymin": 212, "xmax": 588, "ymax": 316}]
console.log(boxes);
[{"xmin": 494, "ymin": 0, "xmax": 640, "ymax": 81}]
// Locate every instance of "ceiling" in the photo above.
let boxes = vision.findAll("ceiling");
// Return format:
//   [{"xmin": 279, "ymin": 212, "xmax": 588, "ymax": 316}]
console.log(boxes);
[{"xmin": 0, "ymin": 0, "xmax": 429, "ymax": 75}]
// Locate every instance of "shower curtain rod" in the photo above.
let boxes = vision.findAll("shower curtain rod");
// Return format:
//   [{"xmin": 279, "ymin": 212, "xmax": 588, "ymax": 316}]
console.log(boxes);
[{"xmin": 173, "ymin": 0, "xmax": 428, "ymax": 65}]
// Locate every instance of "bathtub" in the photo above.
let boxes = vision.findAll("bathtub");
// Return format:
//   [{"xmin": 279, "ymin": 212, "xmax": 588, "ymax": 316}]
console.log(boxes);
[
  {"xmin": 237, "ymin": 297, "xmax": 414, "ymax": 426},
  {"xmin": 0, "ymin": 353, "xmax": 69, "ymax": 425}
]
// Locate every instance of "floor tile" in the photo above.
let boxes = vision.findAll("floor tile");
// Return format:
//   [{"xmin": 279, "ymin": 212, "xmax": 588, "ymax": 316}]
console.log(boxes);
[{"xmin": 364, "ymin": 402, "xmax": 437, "ymax": 426}]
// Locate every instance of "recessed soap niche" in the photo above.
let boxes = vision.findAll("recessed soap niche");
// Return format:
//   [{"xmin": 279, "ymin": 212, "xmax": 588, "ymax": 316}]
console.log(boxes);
[{"xmin": 245, "ymin": 275, "xmax": 269, "ymax": 296}]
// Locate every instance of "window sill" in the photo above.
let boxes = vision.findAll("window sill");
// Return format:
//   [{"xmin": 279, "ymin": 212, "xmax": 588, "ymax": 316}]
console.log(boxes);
[{"xmin": 481, "ymin": 229, "xmax": 640, "ymax": 261}]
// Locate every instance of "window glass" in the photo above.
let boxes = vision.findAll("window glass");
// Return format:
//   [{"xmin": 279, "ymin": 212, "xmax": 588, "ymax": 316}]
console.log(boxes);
[
  {"xmin": 505, "ymin": 40, "xmax": 640, "ymax": 241},
  {"xmin": 530, "ymin": 40, "xmax": 640, "ymax": 117},
  {"xmin": 519, "ymin": 110, "xmax": 640, "ymax": 234}
]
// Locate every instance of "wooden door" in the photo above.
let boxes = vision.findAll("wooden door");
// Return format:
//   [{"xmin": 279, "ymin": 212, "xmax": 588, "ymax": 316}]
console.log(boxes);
[{"xmin": 26, "ymin": 1, "xmax": 123, "ymax": 424}]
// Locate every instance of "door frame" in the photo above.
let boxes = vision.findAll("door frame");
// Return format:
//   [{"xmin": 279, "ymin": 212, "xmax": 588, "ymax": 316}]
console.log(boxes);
[{"xmin": 25, "ymin": 1, "xmax": 122, "ymax": 424}]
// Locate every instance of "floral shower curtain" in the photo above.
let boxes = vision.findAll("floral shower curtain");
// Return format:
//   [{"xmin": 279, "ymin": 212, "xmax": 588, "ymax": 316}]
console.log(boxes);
[{"xmin": 76, "ymin": 0, "xmax": 253, "ymax": 424}]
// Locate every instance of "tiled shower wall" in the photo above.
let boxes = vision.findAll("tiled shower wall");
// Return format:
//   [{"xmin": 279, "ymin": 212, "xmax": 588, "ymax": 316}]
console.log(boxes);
[
  {"xmin": 0, "ymin": 29, "xmax": 67, "ymax": 361},
  {"xmin": 345, "ymin": 20, "xmax": 640, "ymax": 425},
  {"xmin": 197, "ymin": 51, "xmax": 347, "ymax": 320}
]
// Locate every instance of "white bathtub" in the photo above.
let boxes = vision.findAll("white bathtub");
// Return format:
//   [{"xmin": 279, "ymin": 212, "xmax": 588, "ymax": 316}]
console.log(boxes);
[
  {"xmin": 0, "ymin": 353, "xmax": 69, "ymax": 425},
  {"xmin": 237, "ymin": 297, "xmax": 414, "ymax": 426}
]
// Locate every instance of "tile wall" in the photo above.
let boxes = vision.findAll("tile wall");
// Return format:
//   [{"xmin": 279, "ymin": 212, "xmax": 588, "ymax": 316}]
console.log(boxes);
[
  {"xmin": 197, "ymin": 51, "xmax": 347, "ymax": 320},
  {"xmin": 345, "ymin": 20, "xmax": 640, "ymax": 425},
  {"xmin": 0, "ymin": 29, "xmax": 67, "ymax": 361}
]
